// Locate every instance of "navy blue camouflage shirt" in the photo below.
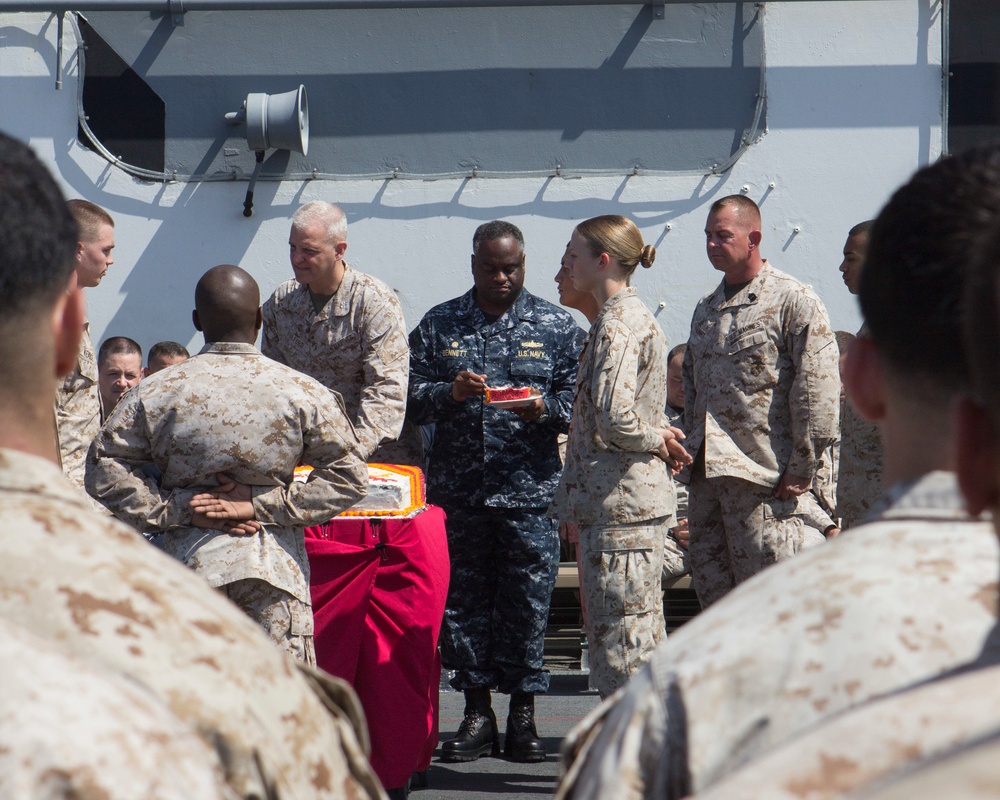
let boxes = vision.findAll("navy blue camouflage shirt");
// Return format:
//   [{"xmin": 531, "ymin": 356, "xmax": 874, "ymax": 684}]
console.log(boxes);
[{"xmin": 408, "ymin": 287, "xmax": 584, "ymax": 509}]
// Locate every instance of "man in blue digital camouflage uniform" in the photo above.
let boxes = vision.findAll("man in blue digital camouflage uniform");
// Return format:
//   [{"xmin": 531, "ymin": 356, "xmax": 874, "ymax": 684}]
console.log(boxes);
[{"xmin": 408, "ymin": 220, "xmax": 582, "ymax": 764}]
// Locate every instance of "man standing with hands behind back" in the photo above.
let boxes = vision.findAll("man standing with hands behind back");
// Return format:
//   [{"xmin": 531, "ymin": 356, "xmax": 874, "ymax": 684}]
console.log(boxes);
[
  {"xmin": 408, "ymin": 221, "xmax": 581, "ymax": 765},
  {"xmin": 682, "ymin": 195, "xmax": 840, "ymax": 607}
]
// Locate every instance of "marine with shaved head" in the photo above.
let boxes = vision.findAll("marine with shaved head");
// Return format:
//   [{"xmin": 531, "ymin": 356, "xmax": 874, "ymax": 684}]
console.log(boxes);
[
  {"xmin": 681, "ymin": 195, "xmax": 841, "ymax": 606},
  {"xmin": 88, "ymin": 264, "xmax": 368, "ymax": 662}
]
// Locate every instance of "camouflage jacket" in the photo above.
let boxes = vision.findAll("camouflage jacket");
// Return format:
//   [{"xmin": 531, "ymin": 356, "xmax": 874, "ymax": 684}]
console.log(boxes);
[
  {"xmin": 682, "ymin": 262, "xmax": 841, "ymax": 487},
  {"xmin": 557, "ymin": 471, "xmax": 998, "ymax": 800},
  {"xmin": 550, "ymin": 287, "xmax": 674, "ymax": 525},
  {"xmin": 0, "ymin": 448, "xmax": 383, "ymax": 800},
  {"xmin": 0, "ymin": 617, "xmax": 230, "ymax": 799},
  {"xmin": 55, "ymin": 322, "xmax": 101, "ymax": 496},
  {"xmin": 408, "ymin": 287, "xmax": 582, "ymax": 509},
  {"xmin": 262, "ymin": 265, "xmax": 409, "ymax": 459},
  {"xmin": 698, "ymin": 661, "xmax": 1000, "ymax": 800},
  {"xmin": 839, "ymin": 397, "xmax": 884, "ymax": 528},
  {"xmin": 86, "ymin": 342, "xmax": 367, "ymax": 603}
]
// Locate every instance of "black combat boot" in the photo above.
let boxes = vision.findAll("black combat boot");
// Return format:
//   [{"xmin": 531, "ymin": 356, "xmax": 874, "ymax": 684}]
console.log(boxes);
[
  {"xmin": 440, "ymin": 688, "xmax": 500, "ymax": 762},
  {"xmin": 504, "ymin": 692, "xmax": 546, "ymax": 762}
]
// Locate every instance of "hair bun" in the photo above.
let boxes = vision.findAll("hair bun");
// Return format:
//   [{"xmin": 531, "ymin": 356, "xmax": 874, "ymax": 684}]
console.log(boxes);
[{"xmin": 640, "ymin": 244, "xmax": 656, "ymax": 269}]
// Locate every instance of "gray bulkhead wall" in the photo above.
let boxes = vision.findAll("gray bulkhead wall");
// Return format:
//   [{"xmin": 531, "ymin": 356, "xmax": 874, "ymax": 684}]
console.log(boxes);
[{"xmin": 79, "ymin": 3, "xmax": 764, "ymax": 178}]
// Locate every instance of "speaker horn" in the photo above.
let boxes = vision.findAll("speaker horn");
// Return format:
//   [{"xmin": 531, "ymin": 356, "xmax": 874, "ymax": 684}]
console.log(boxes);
[{"xmin": 226, "ymin": 85, "xmax": 309, "ymax": 155}]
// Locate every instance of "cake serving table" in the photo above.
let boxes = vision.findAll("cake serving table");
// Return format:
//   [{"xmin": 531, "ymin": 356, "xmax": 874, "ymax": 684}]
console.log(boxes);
[{"xmin": 304, "ymin": 506, "xmax": 450, "ymax": 791}]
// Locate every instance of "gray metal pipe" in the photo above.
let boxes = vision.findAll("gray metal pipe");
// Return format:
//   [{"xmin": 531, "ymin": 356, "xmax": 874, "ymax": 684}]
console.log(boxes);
[{"xmin": 0, "ymin": 0, "xmax": 905, "ymax": 10}]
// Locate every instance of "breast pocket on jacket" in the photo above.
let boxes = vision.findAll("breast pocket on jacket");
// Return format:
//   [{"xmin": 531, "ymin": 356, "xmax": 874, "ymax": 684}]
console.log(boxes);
[
  {"xmin": 510, "ymin": 357, "xmax": 552, "ymax": 389},
  {"xmin": 728, "ymin": 330, "xmax": 778, "ymax": 394}
]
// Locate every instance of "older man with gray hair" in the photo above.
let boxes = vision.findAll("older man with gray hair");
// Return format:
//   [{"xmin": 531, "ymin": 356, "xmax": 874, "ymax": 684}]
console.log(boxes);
[{"xmin": 262, "ymin": 201, "xmax": 410, "ymax": 461}]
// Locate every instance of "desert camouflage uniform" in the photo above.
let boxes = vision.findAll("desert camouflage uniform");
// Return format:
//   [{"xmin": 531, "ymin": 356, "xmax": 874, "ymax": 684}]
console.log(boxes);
[
  {"xmin": 262, "ymin": 265, "xmax": 409, "ymax": 461},
  {"xmin": 557, "ymin": 471, "xmax": 999, "ymax": 800},
  {"xmin": 852, "ymin": 734, "xmax": 1000, "ymax": 800},
  {"xmin": 54, "ymin": 323, "xmax": 104, "ymax": 510},
  {"xmin": 662, "ymin": 405, "xmax": 689, "ymax": 579},
  {"xmin": 409, "ymin": 287, "xmax": 580, "ymax": 694},
  {"xmin": 682, "ymin": 261, "xmax": 840, "ymax": 606},
  {"xmin": 87, "ymin": 342, "xmax": 367, "ymax": 663},
  {"xmin": 0, "ymin": 447, "xmax": 383, "ymax": 800},
  {"xmin": 551, "ymin": 287, "xmax": 673, "ymax": 697},
  {"xmin": 697, "ymin": 662, "xmax": 1000, "ymax": 800},
  {"xmin": 839, "ymin": 399, "xmax": 884, "ymax": 528},
  {"xmin": 0, "ymin": 617, "xmax": 229, "ymax": 800}
]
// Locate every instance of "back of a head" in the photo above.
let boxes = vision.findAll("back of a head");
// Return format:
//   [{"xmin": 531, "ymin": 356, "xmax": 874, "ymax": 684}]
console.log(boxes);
[
  {"xmin": 835, "ymin": 330, "xmax": 857, "ymax": 356},
  {"xmin": 575, "ymin": 215, "xmax": 655, "ymax": 277},
  {"xmin": 98, "ymin": 337, "xmax": 142, "ymax": 368},
  {"xmin": 195, "ymin": 265, "xmax": 261, "ymax": 341},
  {"xmin": 67, "ymin": 198, "xmax": 114, "ymax": 244},
  {"xmin": 860, "ymin": 148, "xmax": 1000, "ymax": 400},
  {"xmin": 0, "ymin": 134, "xmax": 78, "ymax": 326},
  {"xmin": 473, "ymin": 220, "xmax": 525, "ymax": 254},
  {"xmin": 964, "ymin": 215, "xmax": 1000, "ymax": 426}
]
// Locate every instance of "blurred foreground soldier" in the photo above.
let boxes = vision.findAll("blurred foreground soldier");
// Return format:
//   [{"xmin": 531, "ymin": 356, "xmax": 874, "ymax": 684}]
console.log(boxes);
[
  {"xmin": 409, "ymin": 220, "xmax": 581, "ymax": 762},
  {"xmin": 837, "ymin": 220, "xmax": 885, "ymax": 527},
  {"xmin": 556, "ymin": 149, "xmax": 1000, "ymax": 800},
  {"xmin": 147, "ymin": 340, "xmax": 190, "ymax": 374},
  {"xmin": 88, "ymin": 265, "xmax": 368, "ymax": 663},
  {"xmin": 263, "ymin": 200, "xmax": 411, "ymax": 461},
  {"xmin": 0, "ymin": 618, "xmax": 230, "ymax": 800},
  {"xmin": 0, "ymin": 132, "xmax": 382, "ymax": 800},
  {"xmin": 55, "ymin": 199, "xmax": 114, "ymax": 499},
  {"xmin": 98, "ymin": 335, "xmax": 142, "ymax": 417},
  {"xmin": 682, "ymin": 195, "xmax": 840, "ymax": 607},
  {"xmin": 694, "ymin": 656, "xmax": 1000, "ymax": 800}
]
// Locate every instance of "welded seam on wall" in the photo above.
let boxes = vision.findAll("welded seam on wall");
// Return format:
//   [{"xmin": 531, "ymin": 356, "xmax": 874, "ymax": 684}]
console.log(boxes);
[{"xmin": 70, "ymin": 3, "xmax": 768, "ymax": 183}]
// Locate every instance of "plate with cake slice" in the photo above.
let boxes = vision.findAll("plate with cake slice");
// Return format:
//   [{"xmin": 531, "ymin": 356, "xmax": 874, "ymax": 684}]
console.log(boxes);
[{"xmin": 485, "ymin": 386, "xmax": 541, "ymax": 408}]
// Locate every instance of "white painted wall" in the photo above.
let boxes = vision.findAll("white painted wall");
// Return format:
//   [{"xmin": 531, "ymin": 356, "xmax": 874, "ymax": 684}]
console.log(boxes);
[{"xmin": 1, "ymin": 0, "xmax": 941, "ymax": 358}]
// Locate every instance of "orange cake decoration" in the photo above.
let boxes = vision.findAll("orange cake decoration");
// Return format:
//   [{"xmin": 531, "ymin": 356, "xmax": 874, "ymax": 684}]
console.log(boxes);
[{"xmin": 295, "ymin": 463, "xmax": 427, "ymax": 518}]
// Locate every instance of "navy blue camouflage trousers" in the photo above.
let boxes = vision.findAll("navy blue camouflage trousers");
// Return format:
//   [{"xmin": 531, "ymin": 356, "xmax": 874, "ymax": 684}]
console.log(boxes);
[{"xmin": 441, "ymin": 506, "xmax": 559, "ymax": 695}]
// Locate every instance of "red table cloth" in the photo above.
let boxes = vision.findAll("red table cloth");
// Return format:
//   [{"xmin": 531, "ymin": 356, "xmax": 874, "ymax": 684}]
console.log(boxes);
[{"xmin": 304, "ymin": 506, "xmax": 450, "ymax": 790}]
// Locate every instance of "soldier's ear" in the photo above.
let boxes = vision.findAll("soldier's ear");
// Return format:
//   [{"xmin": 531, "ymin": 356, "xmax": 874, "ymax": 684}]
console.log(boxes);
[
  {"xmin": 843, "ymin": 335, "xmax": 886, "ymax": 422},
  {"xmin": 51, "ymin": 286, "xmax": 84, "ymax": 379},
  {"xmin": 954, "ymin": 395, "xmax": 1000, "ymax": 518},
  {"xmin": 255, "ymin": 307, "xmax": 263, "ymax": 336},
  {"xmin": 192, "ymin": 310, "xmax": 203, "ymax": 333},
  {"xmin": 748, "ymin": 230, "xmax": 762, "ymax": 250}
]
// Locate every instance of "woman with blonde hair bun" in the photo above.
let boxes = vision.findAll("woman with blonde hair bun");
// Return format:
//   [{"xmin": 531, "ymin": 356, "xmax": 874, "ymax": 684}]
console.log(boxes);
[{"xmin": 549, "ymin": 214, "xmax": 690, "ymax": 698}]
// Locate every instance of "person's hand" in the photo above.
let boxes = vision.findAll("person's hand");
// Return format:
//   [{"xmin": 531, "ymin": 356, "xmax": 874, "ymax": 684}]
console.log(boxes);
[
  {"xmin": 775, "ymin": 472, "xmax": 812, "ymax": 500},
  {"xmin": 672, "ymin": 518, "xmax": 690, "ymax": 549},
  {"xmin": 191, "ymin": 511, "xmax": 261, "ymax": 536},
  {"xmin": 654, "ymin": 427, "xmax": 692, "ymax": 474},
  {"xmin": 452, "ymin": 371, "xmax": 488, "ymax": 402},
  {"xmin": 511, "ymin": 396, "xmax": 545, "ymax": 422},
  {"xmin": 824, "ymin": 525, "xmax": 841, "ymax": 539},
  {"xmin": 190, "ymin": 473, "xmax": 256, "ymax": 521}
]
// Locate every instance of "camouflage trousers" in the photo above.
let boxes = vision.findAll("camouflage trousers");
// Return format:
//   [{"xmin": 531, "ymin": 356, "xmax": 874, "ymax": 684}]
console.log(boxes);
[
  {"xmin": 441, "ymin": 507, "xmax": 559, "ymax": 695},
  {"xmin": 688, "ymin": 471, "xmax": 807, "ymax": 609},
  {"xmin": 578, "ymin": 518, "xmax": 668, "ymax": 699},
  {"xmin": 221, "ymin": 579, "xmax": 316, "ymax": 666}
]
